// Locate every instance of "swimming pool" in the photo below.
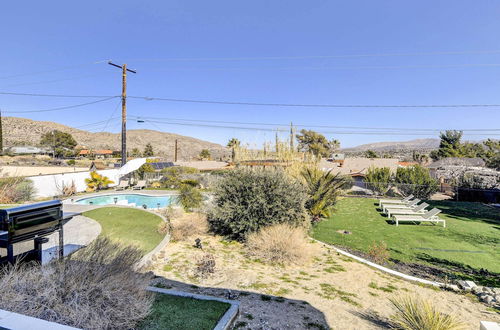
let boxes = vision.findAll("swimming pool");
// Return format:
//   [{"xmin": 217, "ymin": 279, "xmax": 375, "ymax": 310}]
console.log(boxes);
[{"xmin": 75, "ymin": 193, "xmax": 176, "ymax": 209}]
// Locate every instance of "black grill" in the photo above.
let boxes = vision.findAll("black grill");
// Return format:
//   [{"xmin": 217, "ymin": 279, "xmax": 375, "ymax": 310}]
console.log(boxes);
[{"xmin": 0, "ymin": 200, "xmax": 64, "ymax": 264}]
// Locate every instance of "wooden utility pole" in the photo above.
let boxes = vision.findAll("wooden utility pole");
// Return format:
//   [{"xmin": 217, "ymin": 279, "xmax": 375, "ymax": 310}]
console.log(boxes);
[
  {"xmin": 108, "ymin": 62, "xmax": 136, "ymax": 166},
  {"xmin": 289, "ymin": 122, "xmax": 295, "ymax": 151},
  {"xmin": 275, "ymin": 130, "xmax": 279, "ymax": 153},
  {"xmin": 174, "ymin": 139, "xmax": 178, "ymax": 162}
]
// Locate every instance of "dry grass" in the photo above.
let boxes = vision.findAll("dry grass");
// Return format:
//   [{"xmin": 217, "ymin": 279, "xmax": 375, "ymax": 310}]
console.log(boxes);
[
  {"xmin": 0, "ymin": 237, "xmax": 154, "ymax": 330},
  {"xmin": 170, "ymin": 212, "xmax": 208, "ymax": 242},
  {"xmin": 194, "ymin": 253, "xmax": 216, "ymax": 278},
  {"xmin": 390, "ymin": 295, "xmax": 467, "ymax": 330},
  {"xmin": 245, "ymin": 224, "xmax": 313, "ymax": 265},
  {"xmin": 367, "ymin": 241, "xmax": 391, "ymax": 265}
]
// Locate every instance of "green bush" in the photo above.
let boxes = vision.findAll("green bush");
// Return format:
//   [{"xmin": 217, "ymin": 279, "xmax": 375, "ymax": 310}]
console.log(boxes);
[
  {"xmin": 161, "ymin": 166, "xmax": 199, "ymax": 188},
  {"xmin": 176, "ymin": 184, "xmax": 203, "ymax": 211},
  {"xmin": 365, "ymin": 167, "xmax": 392, "ymax": 195},
  {"xmin": 394, "ymin": 165, "xmax": 438, "ymax": 199},
  {"xmin": 66, "ymin": 159, "xmax": 76, "ymax": 166},
  {"xmin": 207, "ymin": 168, "xmax": 308, "ymax": 241}
]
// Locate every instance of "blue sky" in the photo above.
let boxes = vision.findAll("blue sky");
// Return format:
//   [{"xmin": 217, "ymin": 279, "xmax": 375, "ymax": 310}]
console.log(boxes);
[{"xmin": 1, "ymin": 1, "xmax": 500, "ymax": 148}]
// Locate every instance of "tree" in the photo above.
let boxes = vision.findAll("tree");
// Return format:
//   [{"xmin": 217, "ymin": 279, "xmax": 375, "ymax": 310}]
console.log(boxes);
[
  {"xmin": 199, "ymin": 149, "xmax": 211, "ymax": 160},
  {"xmin": 176, "ymin": 184, "xmax": 203, "ymax": 211},
  {"xmin": 329, "ymin": 139, "xmax": 340, "ymax": 154},
  {"xmin": 394, "ymin": 165, "xmax": 438, "ymax": 199},
  {"xmin": 130, "ymin": 148, "xmax": 142, "ymax": 157},
  {"xmin": 365, "ymin": 167, "xmax": 392, "ymax": 195},
  {"xmin": 40, "ymin": 130, "xmax": 77, "ymax": 157},
  {"xmin": 85, "ymin": 171, "xmax": 114, "ymax": 191},
  {"xmin": 143, "ymin": 143, "xmax": 154, "ymax": 157},
  {"xmin": 301, "ymin": 168, "xmax": 352, "ymax": 223},
  {"xmin": 364, "ymin": 150, "xmax": 378, "ymax": 158},
  {"xmin": 296, "ymin": 129, "xmax": 334, "ymax": 157},
  {"xmin": 227, "ymin": 138, "xmax": 240, "ymax": 162},
  {"xmin": 136, "ymin": 163, "xmax": 155, "ymax": 179},
  {"xmin": 432, "ymin": 130, "xmax": 463, "ymax": 160}
]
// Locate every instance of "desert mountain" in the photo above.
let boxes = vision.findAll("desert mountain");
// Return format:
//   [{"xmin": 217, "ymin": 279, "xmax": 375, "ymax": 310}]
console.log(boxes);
[
  {"xmin": 3, "ymin": 117, "xmax": 229, "ymax": 161},
  {"xmin": 342, "ymin": 138, "xmax": 440, "ymax": 153}
]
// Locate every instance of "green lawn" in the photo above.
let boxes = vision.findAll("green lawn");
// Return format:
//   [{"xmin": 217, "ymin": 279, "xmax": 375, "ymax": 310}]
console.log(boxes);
[
  {"xmin": 312, "ymin": 198, "xmax": 500, "ymax": 284},
  {"xmin": 83, "ymin": 207, "xmax": 165, "ymax": 254},
  {"xmin": 138, "ymin": 293, "xmax": 230, "ymax": 330}
]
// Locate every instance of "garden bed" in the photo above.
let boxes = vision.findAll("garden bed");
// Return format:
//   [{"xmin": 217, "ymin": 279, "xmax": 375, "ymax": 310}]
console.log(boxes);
[{"xmin": 312, "ymin": 197, "xmax": 500, "ymax": 286}]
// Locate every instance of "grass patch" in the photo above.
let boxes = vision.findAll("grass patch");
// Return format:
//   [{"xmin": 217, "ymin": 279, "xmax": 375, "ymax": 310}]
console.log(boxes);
[
  {"xmin": 312, "ymin": 198, "xmax": 500, "ymax": 285},
  {"xmin": 369, "ymin": 282, "xmax": 398, "ymax": 293},
  {"xmin": 83, "ymin": 207, "xmax": 165, "ymax": 255},
  {"xmin": 139, "ymin": 293, "xmax": 229, "ymax": 329},
  {"xmin": 319, "ymin": 283, "xmax": 360, "ymax": 307}
]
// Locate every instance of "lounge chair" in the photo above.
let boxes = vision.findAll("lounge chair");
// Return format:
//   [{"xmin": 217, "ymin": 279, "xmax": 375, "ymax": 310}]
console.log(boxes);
[
  {"xmin": 392, "ymin": 208, "xmax": 445, "ymax": 227},
  {"xmin": 381, "ymin": 199, "xmax": 420, "ymax": 213},
  {"xmin": 133, "ymin": 180, "xmax": 147, "ymax": 190},
  {"xmin": 385, "ymin": 202, "xmax": 429, "ymax": 218},
  {"xmin": 378, "ymin": 194, "xmax": 414, "ymax": 207},
  {"xmin": 115, "ymin": 180, "xmax": 129, "ymax": 191}
]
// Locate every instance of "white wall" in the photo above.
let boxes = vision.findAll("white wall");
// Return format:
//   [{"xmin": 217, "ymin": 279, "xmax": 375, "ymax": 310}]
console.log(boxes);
[{"xmin": 28, "ymin": 169, "xmax": 120, "ymax": 198}]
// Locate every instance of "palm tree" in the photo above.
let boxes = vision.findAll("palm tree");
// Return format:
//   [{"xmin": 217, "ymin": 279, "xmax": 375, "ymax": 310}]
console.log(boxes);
[
  {"xmin": 227, "ymin": 138, "xmax": 241, "ymax": 162},
  {"xmin": 301, "ymin": 167, "xmax": 351, "ymax": 223},
  {"xmin": 85, "ymin": 171, "xmax": 114, "ymax": 191}
]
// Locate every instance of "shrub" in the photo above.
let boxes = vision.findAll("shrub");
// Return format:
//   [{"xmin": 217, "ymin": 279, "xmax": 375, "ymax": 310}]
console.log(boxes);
[
  {"xmin": 170, "ymin": 213, "xmax": 208, "ymax": 241},
  {"xmin": 157, "ymin": 221, "xmax": 171, "ymax": 235},
  {"xmin": 0, "ymin": 237, "xmax": 153, "ymax": 329},
  {"xmin": 367, "ymin": 241, "xmax": 390, "ymax": 265},
  {"xmin": 207, "ymin": 168, "xmax": 308, "ymax": 240},
  {"xmin": 0, "ymin": 177, "xmax": 35, "ymax": 203},
  {"xmin": 176, "ymin": 184, "xmax": 203, "ymax": 211},
  {"xmin": 365, "ymin": 167, "xmax": 392, "ymax": 195},
  {"xmin": 390, "ymin": 295, "xmax": 466, "ymax": 330},
  {"xmin": 246, "ymin": 224, "xmax": 311, "ymax": 265},
  {"xmin": 301, "ymin": 168, "xmax": 351, "ymax": 223},
  {"xmin": 194, "ymin": 253, "xmax": 216, "ymax": 278},
  {"xmin": 160, "ymin": 166, "xmax": 199, "ymax": 188},
  {"xmin": 394, "ymin": 165, "xmax": 438, "ymax": 199},
  {"xmin": 66, "ymin": 159, "xmax": 76, "ymax": 166}
]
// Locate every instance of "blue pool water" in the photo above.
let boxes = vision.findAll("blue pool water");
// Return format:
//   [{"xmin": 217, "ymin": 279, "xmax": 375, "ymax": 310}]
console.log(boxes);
[{"xmin": 75, "ymin": 194, "xmax": 176, "ymax": 209}]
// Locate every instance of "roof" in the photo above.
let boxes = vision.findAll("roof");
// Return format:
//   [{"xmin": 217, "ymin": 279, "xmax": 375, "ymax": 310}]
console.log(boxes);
[
  {"xmin": 149, "ymin": 162, "xmax": 175, "ymax": 170},
  {"xmin": 7, "ymin": 147, "xmax": 49, "ymax": 154},
  {"xmin": 398, "ymin": 161, "xmax": 418, "ymax": 167},
  {"xmin": 319, "ymin": 157, "xmax": 400, "ymax": 176},
  {"xmin": 427, "ymin": 157, "xmax": 486, "ymax": 168},
  {"xmin": 79, "ymin": 149, "xmax": 113, "ymax": 155}
]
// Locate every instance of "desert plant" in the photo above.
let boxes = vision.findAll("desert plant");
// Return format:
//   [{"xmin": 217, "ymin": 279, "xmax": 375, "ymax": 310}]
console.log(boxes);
[
  {"xmin": 0, "ymin": 237, "xmax": 153, "ymax": 329},
  {"xmin": 160, "ymin": 166, "xmax": 199, "ymax": 188},
  {"xmin": 394, "ymin": 165, "xmax": 438, "ymax": 199},
  {"xmin": 301, "ymin": 168, "xmax": 352, "ymax": 223},
  {"xmin": 365, "ymin": 167, "xmax": 392, "ymax": 195},
  {"xmin": 85, "ymin": 171, "xmax": 114, "ymax": 191},
  {"xmin": 170, "ymin": 213, "xmax": 208, "ymax": 241},
  {"xmin": 0, "ymin": 177, "xmax": 35, "ymax": 203},
  {"xmin": 367, "ymin": 241, "xmax": 390, "ymax": 265},
  {"xmin": 176, "ymin": 184, "xmax": 203, "ymax": 211},
  {"xmin": 194, "ymin": 253, "xmax": 216, "ymax": 278},
  {"xmin": 246, "ymin": 224, "xmax": 311, "ymax": 265},
  {"xmin": 390, "ymin": 295, "xmax": 466, "ymax": 330},
  {"xmin": 157, "ymin": 221, "xmax": 171, "ymax": 235},
  {"xmin": 207, "ymin": 168, "xmax": 308, "ymax": 241},
  {"xmin": 67, "ymin": 159, "xmax": 76, "ymax": 166}
]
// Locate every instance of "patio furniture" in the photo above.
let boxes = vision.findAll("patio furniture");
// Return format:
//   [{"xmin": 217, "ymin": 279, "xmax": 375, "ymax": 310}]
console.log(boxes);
[
  {"xmin": 378, "ymin": 194, "xmax": 414, "ymax": 207},
  {"xmin": 385, "ymin": 202, "xmax": 429, "ymax": 218},
  {"xmin": 133, "ymin": 180, "xmax": 147, "ymax": 190},
  {"xmin": 381, "ymin": 199, "xmax": 420, "ymax": 213},
  {"xmin": 392, "ymin": 208, "xmax": 445, "ymax": 227},
  {"xmin": 115, "ymin": 180, "xmax": 129, "ymax": 191}
]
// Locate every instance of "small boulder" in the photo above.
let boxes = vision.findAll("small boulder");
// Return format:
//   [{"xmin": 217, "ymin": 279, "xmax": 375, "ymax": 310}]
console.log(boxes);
[{"xmin": 458, "ymin": 280, "xmax": 477, "ymax": 291}]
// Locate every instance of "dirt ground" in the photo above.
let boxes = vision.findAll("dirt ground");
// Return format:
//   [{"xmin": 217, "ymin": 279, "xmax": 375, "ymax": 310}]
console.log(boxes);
[{"xmin": 149, "ymin": 234, "xmax": 500, "ymax": 330}]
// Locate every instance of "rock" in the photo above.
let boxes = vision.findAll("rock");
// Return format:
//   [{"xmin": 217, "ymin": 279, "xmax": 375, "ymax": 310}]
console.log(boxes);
[
  {"xmin": 458, "ymin": 280, "xmax": 477, "ymax": 291},
  {"xmin": 482, "ymin": 295, "xmax": 495, "ymax": 305},
  {"xmin": 471, "ymin": 286, "xmax": 483, "ymax": 294},
  {"xmin": 444, "ymin": 284, "xmax": 461, "ymax": 292}
]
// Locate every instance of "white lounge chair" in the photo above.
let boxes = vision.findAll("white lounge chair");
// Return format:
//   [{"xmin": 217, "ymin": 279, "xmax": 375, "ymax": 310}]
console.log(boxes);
[
  {"xmin": 133, "ymin": 180, "xmax": 147, "ymax": 190},
  {"xmin": 115, "ymin": 180, "xmax": 129, "ymax": 191},
  {"xmin": 385, "ymin": 202, "xmax": 429, "ymax": 218},
  {"xmin": 392, "ymin": 208, "xmax": 445, "ymax": 227},
  {"xmin": 381, "ymin": 199, "xmax": 420, "ymax": 213},
  {"xmin": 378, "ymin": 194, "xmax": 414, "ymax": 207}
]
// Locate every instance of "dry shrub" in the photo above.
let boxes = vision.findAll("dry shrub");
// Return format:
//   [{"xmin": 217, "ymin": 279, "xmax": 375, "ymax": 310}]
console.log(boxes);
[
  {"xmin": 0, "ymin": 237, "xmax": 154, "ymax": 329},
  {"xmin": 170, "ymin": 213, "xmax": 208, "ymax": 241},
  {"xmin": 368, "ymin": 241, "xmax": 390, "ymax": 265},
  {"xmin": 0, "ymin": 176, "xmax": 34, "ymax": 203},
  {"xmin": 157, "ymin": 220, "xmax": 171, "ymax": 235},
  {"xmin": 246, "ymin": 224, "xmax": 311, "ymax": 265},
  {"xmin": 194, "ymin": 253, "xmax": 216, "ymax": 278},
  {"xmin": 390, "ymin": 295, "xmax": 466, "ymax": 330}
]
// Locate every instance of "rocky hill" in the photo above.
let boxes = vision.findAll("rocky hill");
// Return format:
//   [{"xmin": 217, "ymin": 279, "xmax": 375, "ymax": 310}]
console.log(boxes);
[
  {"xmin": 342, "ymin": 138, "xmax": 440, "ymax": 154},
  {"xmin": 2, "ymin": 117, "xmax": 229, "ymax": 160}
]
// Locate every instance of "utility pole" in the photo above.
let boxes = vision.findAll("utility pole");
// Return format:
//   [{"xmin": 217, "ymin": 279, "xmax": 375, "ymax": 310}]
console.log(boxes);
[
  {"xmin": 108, "ymin": 61, "xmax": 136, "ymax": 166},
  {"xmin": 289, "ymin": 122, "xmax": 295, "ymax": 151},
  {"xmin": 275, "ymin": 130, "xmax": 279, "ymax": 153},
  {"xmin": 174, "ymin": 139, "xmax": 178, "ymax": 162}
]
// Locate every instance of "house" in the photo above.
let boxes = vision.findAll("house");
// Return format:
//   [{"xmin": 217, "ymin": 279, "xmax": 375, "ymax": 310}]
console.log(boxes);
[
  {"xmin": 427, "ymin": 157, "xmax": 498, "ymax": 187},
  {"xmin": 5, "ymin": 146, "xmax": 50, "ymax": 155},
  {"xmin": 78, "ymin": 149, "xmax": 114, "ymax": 159}
]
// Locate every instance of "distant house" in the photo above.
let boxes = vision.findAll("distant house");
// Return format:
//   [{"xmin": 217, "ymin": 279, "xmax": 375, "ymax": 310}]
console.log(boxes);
[
  {"xmin": 426, "ymin": 157, "xmax": 497, "ymax": 186},
  {"xmin": 5, "ymin": 146, "xmax": 50, "ymax": 155},
  {"xmin": 78, "ymin": 149, "xmax": 114, "ymax": 159}
]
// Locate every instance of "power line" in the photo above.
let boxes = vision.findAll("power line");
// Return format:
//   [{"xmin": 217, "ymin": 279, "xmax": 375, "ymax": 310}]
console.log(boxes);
[
  {"xmin": 128, "ymin": 115, "xmax": 500, "ymax": 133},
  {"xmin": 123, "ymin": 49, "xmax": 500, "ymax": 62},
  {"xmin": 0, "ymin": 91, "xmax": 117, "ymax": 98},
  {"xmin": 0, "ymin": 74, "xmax": 105, "ymax": 89},
  {"xmin": 0, "ymin": 60, "xmax": 109, "ymax": 80},
  {"xmin": 2, "ymin": 96, "xmax": 118, "ymax": 114}
]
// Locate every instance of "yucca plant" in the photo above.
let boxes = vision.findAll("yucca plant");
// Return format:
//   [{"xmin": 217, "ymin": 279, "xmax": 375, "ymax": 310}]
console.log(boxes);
[
  {"xmin": 301, "ymin": 167, "xmax": 352, "ymax": 223},
  {"xmin": 390, "ymin": 295, "xmax": 466, "ymax": 330},
  {"xmin": 85, "ymin": 171, "xmax": 114, "ymax": 191}
]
